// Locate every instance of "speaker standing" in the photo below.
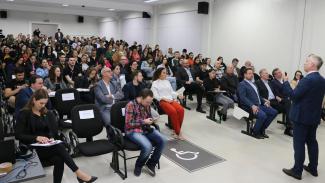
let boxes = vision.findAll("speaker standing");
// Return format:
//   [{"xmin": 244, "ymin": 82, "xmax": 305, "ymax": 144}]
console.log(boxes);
[{"xmin": 282, "ymin": 54, "xmax": 325, "ymax": 180}]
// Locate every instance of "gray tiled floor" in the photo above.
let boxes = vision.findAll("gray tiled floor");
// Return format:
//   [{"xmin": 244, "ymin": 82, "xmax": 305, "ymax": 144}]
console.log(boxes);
[{"xmin": 32, "ymin": 101, "xmax": 325, "ymax": 183}]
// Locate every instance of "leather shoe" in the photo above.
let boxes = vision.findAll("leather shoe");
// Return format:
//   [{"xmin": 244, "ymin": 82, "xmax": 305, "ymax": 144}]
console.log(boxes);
[
  {"xmin": 282, "ymin": 168, "xmax": 301, "ymax": 180},
  {"xmin": 196, "ymin": 108, "xmax": 206, "ymax": 113},
  {"xmin": 284, "ymin": 129, "xmax": 293, "ymax": 137},
  {"xmin": 303, "ymin": 165, "xmax": 318, "ymax": 177},
  {"xmin": 262, "ymin": 133, "xmax": 269, "ymax": 138}
]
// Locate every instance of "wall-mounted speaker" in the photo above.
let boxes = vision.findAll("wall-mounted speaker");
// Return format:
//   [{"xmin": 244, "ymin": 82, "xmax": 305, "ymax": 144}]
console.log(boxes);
[
  {"xmin": 78, "ymin": 16, "xmax": 84, "ymax": 23},
  {"xmin": 142, "ymin": 12, "xmax": 151, "ymax": 18},
  {"xmin": 0, "ymin": 11, "xmax": 8, "ymax": 19},
  {"xmin": 198, "ymin": 2, "xmax": 209, "ymax": 14}
]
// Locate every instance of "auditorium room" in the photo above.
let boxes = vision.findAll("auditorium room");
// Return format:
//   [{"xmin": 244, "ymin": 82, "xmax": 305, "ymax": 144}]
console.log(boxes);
[{"xmin": 0, "ymin": 0, "xmax": 325, "ymax": 183}]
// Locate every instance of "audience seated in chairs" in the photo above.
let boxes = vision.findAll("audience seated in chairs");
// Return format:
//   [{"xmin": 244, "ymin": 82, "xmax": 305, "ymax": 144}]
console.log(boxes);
[
  {"xmin": 4, "ymin": 67, "xmax": 28, "ymax": 108},
  {"xmin": 111, "ymin": 64, "xmax": 126, "ymax": 90},
  {"xmin": 36, "ymin": 59, "xmax": 50, "ymax": 79},
  {"xmin": 15, "ymin": 75, "xmax": 49, "ymax": 118},
  {"xmin": 94, "ymin": 67, "xmax": 124, "ymax": 127},
  {"xmin": 74, "ymin": 67, "xmax": 98, "ymax": 103},
  {"xmin": 238, "ymin": 68, "xmax": 278, "ymax": 139},
  {"xmin": 15, "ymin": 89, "xmax": 97, "ymax": 183},
  {"xmin": 158, "ymin": 57, "xmax": 177, "ymax": 91},
  {"xmin": 203, "ymin": 69, "xmax": 234, "ymax": 121},
  {"xmin": 125, "ymin": 89, "xmax": 167, "ymax": 177},
  {"xmin": 270, "ymin": 68, "xmax": 292, "ymax": 136},
  {"xmin": 44, "ymin": 65, "xmax": 68, "ymax": 91},
  {"xmin": 63, "ymin": 57, "xmax": 82, "ymax": 88},
  {"xmin": 176, "ymin": 59, "xmax": 205, "ymax": 113},
  {"xmin": 125, "ymin": 61, "xmax": 139, "ymax": 83},
  {"xmin": 290, "ymin": 70, "xmax": 303, "ymax": 89},
  {"xmin": 122, "ymin": 70, "xmax": 146, "ymax": 101},
  {"xmin": 140, "ymin": 55, "xmax": 155, "ymax": 80},
  {"xmin": 151, "ymin": 67, "xmax": 185, "ymax": 140},
  {"xmin": 220, "ymin": 64, "xmax": 239, "ymax": 102}
]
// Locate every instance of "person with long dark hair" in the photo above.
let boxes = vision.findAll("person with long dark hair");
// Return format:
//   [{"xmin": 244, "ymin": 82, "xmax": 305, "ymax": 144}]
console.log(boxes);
[
  {"xmin": 151, "ymin": 67, "xmax": 185, "ymax": 139},
  {"xmin": 290, "ymin": 70, "xmax": 303, "ymax": 89},
  {"xmin": 44, "ymin": 65, "xmax": 68, "ymax": 91},
  {"xmin": 15, "ymin": 89, "xmax": 97, "ymax": 183}
]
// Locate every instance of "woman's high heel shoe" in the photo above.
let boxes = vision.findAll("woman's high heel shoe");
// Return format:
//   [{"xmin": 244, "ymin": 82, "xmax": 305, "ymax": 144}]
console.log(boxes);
[{"xmin": 77, "ymin": 176, "xmax": 97, "ymax": 183}]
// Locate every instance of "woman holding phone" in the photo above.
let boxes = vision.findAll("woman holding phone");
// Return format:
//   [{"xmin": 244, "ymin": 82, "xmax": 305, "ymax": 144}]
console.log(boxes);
[{"xmin": 15, "ymin": 89, "xmax": 97, "ymax": 183}]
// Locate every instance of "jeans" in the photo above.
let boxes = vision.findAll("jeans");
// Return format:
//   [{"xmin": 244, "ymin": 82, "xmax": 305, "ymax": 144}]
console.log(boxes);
[
  {"xmin": 215, "ymin": 94, "xmax": 234, "ymax": 115},
  {"xmin": 127, "ymin": 129, "xmax": 167, "ymax": 168}
]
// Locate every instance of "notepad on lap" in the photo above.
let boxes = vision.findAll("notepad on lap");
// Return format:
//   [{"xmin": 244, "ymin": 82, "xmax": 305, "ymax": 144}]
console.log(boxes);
[{"xmin": 31, "ymin": 140, "xmax": 62, "ymax": 147}]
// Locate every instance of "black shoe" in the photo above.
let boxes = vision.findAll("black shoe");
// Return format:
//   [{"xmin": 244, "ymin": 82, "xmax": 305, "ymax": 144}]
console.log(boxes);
[
  {"xmin": 284, "ymin": 129, "xmax": 293, "ymax": 137},
  {"xmin": 145, "ymin": 164, "xmax": 156, "ymax": 177},
  {"xmin": 134, "ymin": 166, "xmax": 142, "ymax": 177},
  {"xmin": 282, "ymin": 168, "xmax": 302, "ymax": 180},
  {"xmin": 188, "ymin": 95, "xmax": 193, "ymax": 101},
  {"xmin": 262, "ymin": 133, "xmax": 269, "ymax": 138},
  {"xmin": 252, "ymin": 132, "xmax": 264, "ymax": 139},
  {"xmin": 77, "ymin": 176, "xmax": 98, "ymax": 183},
  {"xmin": 222, "ymin": 114, "xmax": 227, "ymax": 121},
  {"xmin": 196, "ymin": 108, "xmax": 206, "ymax": 113},
  {"xmin": 303, "ymin": 165, "xmax": 318, "ymax": 177}
]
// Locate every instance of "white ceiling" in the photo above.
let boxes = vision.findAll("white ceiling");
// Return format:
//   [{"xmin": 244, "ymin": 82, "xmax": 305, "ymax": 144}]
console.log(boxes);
[{"xmin": 0, "ymin": 0, "xmax": 188, "ymax": 17}]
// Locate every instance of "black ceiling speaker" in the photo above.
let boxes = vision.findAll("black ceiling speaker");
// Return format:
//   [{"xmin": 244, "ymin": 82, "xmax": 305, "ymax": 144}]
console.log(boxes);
[
  {"xmin": 142, "ymin": 12, "xmax": 151, "ymax": 18},
  {"xmin": 198, "ymin": 2, "xmax": 209, "ymax": 14},
  {"xmin": 0, "ymin": 11, "xmax": 8, "ymax": 18},
  {"xmin": 78, "ymin": 15, "xmax": 84, "ymax": 23}
]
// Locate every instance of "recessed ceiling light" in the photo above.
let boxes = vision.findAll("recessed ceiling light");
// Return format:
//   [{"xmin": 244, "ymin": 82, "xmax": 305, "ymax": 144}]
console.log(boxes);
[
  {"xmin": 144, "ymin": 0, "xmax": 159, "ymax": 3},
  {"xmin": 108, "ymin": 8, "xmax": 115, "ymax": 11},
  {"xmin": 6, "ymin": 0, "xmax": 15, "ymax": 2},
  {"xmin": 62, "ymin": 4, "xmax": 69, "ymax": 7}
]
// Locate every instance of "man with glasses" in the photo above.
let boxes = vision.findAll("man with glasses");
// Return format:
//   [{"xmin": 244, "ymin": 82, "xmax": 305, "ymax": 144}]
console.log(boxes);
[{"xmin": 94, "ymin": 67, "xmax": 124, "ymax": 126}]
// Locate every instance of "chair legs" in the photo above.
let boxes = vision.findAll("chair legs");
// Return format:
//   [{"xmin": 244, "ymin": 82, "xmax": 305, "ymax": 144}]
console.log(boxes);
[
  {"xmin": 241, "ymin": 117, "xmax": 257, "ymax": 138},
  {"xmin": 206, "ymin": 103, "xmax": 222, "ymax": 123}
]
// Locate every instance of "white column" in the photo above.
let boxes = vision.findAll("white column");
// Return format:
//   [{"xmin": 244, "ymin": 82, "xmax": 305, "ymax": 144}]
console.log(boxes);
[{"xmin": 150, "ymin": 5, "xmax": 159, "ymax": 47}]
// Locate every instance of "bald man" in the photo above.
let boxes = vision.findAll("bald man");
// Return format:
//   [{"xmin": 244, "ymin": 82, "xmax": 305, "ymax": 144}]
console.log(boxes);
[{"xmin": 282, "ymin": 54, "xmax": 325, "ymax": 180}]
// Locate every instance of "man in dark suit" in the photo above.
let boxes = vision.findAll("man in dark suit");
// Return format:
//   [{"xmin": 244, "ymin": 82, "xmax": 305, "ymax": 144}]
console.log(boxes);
[
  {"xmin": 256, "ymin": 69, "xmax": 292, "ymax": 136},
  {"xmin": 176, "ymin": 59, "xmax": 205, "ymax": 113},
  {"xmin": 15, "ymin": 75, "xmax": 44, "ymax": 118},
  {"xmin": 220, "ymin": 64, "xmax": 239, "ymax": 102},
  {"xmin": 270, "ymin": 68, "xmax": 292, "ymax": 136},
  {"xmin": 282, "ymin": 54, "xmax": 325, "ymax": 180},
  {"xmin": 55, "ymin": 29, "xmax": 64, "ymax": 42},
  {"xmin": 238, "ymin": 68, "xmax": 278, "ymax": 139}
]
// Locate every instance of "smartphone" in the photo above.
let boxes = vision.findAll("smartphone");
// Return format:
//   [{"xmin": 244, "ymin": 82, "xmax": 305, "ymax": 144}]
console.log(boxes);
[{"xmin": 285, "ymin": 72, "xmax": 288, "ymax": 76}]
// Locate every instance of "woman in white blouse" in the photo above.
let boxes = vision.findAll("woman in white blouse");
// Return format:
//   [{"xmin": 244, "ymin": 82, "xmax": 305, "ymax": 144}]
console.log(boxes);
[{"xmin": 151, "ymin": 67, "xmax": 185, "ymax": 140}]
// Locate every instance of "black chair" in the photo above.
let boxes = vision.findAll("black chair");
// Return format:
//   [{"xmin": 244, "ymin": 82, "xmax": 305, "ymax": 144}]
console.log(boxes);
[
  {"xmin": 152, "ymin": 99, "xmax": 173, "ymax": 129},
  {"xmin": 54, "ymin": 88, "xmax": 81, "ymax": 155},
  {"xmin": 205, "ymin": 91, "xmax": 223, "ymax": 123},
  {"xmin": 70, "ymin": 104, "xmax": 118, "ymax": 167},
  {"xmin": 236, "ymin": 90, "xmax": 256, "ymax": 138},
  {"xmin": 109, "ymin": 101, "xmax": 160, "ymax": 179}
]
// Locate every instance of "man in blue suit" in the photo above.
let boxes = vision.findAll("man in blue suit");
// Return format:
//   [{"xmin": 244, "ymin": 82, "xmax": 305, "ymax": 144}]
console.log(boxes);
[
  {"xmin": 238, "ymin": 68, "xmax": 278, "ymax": 139},
  {"xmin": 283, "ymin": 54, "xmax": 325, "ymax": 180},
  {"xmin": 15, "ymin": 75, "xmax": 44, "ymax": 118}
]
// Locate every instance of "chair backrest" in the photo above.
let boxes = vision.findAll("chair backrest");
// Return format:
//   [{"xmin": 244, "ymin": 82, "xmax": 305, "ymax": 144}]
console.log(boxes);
[
  {"xmin": 55, "ymin": 88, "xmax": 80, "ymax": 118},
  {"xmin": 71, "ymin": 104, "xmax": 103, "ymax": 138},
  {"xmin": 110, "ymin": 101, "xmax": 129, "ymax": 133}
]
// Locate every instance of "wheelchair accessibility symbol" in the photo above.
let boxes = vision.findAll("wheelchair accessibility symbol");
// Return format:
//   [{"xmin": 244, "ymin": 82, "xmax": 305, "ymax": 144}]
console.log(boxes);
[{"xmin": 170, "ymin": 148, "xmax": 199, "ymax": 161}]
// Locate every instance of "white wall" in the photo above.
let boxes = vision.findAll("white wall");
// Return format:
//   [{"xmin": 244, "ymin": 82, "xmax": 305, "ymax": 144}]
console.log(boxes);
[
  {"xmin": 300, "ymin": 0, "xmax": 325, "ymax": 75},
  {"xmin": 210, "ymin": 0, "xmax": 304, "ymax": 76},
  {"xmin": 0, "ymin": 10, "xmax": 100, "ymax": 37},
  {"xmin": 99, "ymin": 18, "xmax": 119, "ymax": 39}
]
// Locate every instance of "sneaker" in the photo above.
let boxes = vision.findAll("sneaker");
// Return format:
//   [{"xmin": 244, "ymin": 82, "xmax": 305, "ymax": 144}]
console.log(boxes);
[
  {"xmin": 134, "ymin": 166, "xmax": 142, "ymax": 177},
  {"xmin": 145, "ymin": 164, "xmax": 156, "ymax": 177}
]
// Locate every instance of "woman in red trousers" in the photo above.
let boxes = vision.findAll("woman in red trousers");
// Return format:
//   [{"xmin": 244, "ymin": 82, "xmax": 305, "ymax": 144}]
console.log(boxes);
[{"xmin": 151, "ymin": 67, "xmax": 185, "ymax": 140}]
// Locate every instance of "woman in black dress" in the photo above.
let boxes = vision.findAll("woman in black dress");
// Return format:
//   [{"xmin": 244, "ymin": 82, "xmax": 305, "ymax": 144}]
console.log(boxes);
[{"xmin": 15, "ymin": 89, "xmax": 97, "ymax": 183}]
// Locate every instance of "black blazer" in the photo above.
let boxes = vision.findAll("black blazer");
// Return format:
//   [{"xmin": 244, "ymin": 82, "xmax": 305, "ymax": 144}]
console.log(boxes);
[
  {"xmin": 255, "ymin": 80, "xmax": 275, "ymax": 100},
  {"xmin": 15, "ymin": 110, "xmax": 58, "ymax": 144},
  {"xmin": 220, "ymin": 74, "xmax": 239, "ymax": 95},
  {"xmin": 270, "ymin": 79, "xmax": 286, "ymax": 98},
  {"xmin": 176, "ymin": 67, "xmax": 196, "ymax": 86}
]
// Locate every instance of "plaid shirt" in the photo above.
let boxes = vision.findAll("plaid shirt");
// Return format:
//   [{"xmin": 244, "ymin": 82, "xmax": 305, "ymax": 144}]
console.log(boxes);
[{"xmin": 125, "ymin": 99, "xmax": 152, "ymax": 134}]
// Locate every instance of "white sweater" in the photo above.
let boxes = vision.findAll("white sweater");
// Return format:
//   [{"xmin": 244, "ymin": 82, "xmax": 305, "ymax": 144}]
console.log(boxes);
[{"xmin": 151, "ymin": 79, "xmax": 178, "ymax": 101}]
